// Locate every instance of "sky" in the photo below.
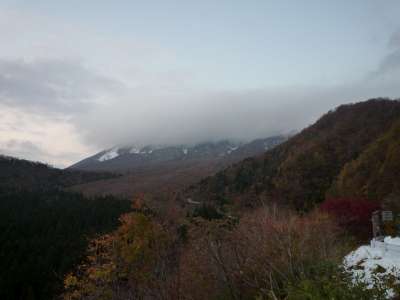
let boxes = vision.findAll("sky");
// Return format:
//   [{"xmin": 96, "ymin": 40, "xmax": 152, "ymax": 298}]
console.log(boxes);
[{"xmin": 1, "ymin": 0, "xmax": 400, "ymax": 167}]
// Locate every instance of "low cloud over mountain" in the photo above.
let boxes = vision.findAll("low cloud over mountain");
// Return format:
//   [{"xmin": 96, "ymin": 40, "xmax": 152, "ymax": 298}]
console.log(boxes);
[{"xmin": 1, "ymin": 2, "xmax": 400, "ymax": 166}]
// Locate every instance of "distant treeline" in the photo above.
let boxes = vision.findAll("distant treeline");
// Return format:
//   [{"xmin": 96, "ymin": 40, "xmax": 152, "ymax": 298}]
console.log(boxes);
[{"xmin": 0, "ymin": 155, "xmax": 119, "ymax": 191}]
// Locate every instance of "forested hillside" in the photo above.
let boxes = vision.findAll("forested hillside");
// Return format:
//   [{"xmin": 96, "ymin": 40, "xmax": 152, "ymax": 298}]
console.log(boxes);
[
  {"xmin": 185, "ymin": 99, "xmax": 400, "ymax": 210},
  {"xmin": 328, "ymin": 119, "xmax": 400, "ymax": 201},
  {"xmin": 0, "ymin": 155, "xmax": 118, "ymax": 191},
  {"xmin": 0, "ymin": 156, "xmax": 131, "ymax": 300}
]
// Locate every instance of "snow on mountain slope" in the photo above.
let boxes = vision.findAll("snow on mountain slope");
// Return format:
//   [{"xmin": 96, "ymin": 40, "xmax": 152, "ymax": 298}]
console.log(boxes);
[
  {"xmin": 68, "ymin": 136, "xmax": 287, "ymax": 172},
  {"xmin": 98, "ymin": 148, "xmax": 120, "ymax": 162},
  {"xmin": 129, "ymin": 147, "xmax": 140, "ymax": 154}
]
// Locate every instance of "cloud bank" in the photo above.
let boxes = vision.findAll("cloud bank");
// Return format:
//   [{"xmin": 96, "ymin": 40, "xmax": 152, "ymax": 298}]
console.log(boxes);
[
  {"xmin": 1, "ymin": 5, "xmax": 400, "ymax": 167},
  {"xmin": 2, "ymin": 35, "xmax": 400, "ymax": 166},
  {"xmin": 0, "ymin": 59, "xmax": 120, "ymax": 114}
]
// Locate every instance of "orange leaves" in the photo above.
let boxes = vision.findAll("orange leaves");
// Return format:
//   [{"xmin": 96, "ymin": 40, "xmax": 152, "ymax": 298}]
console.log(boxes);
[
  {"xmin": 62, "ymin": 205, "xmax": 349, "ymax": 300},
  {"xmin": 62, "ymin": 211, "xmax": 178, "ymax": 299}
]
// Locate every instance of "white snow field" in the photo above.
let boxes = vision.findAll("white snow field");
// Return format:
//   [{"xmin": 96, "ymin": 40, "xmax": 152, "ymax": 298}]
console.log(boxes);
[{"xmin": 344, "ymin": 237, "xmax": 400, "ymax": 298}]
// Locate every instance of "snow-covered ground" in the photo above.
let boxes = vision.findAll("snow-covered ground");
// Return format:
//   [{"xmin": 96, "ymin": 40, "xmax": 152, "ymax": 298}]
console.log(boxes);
[
  {"xmin": 344, "ymin": 237, "xmax": 400, "ymax": 298},
  {"xmin": 384, "ymin": 236, "xmax": 400, "ymax": 246}
]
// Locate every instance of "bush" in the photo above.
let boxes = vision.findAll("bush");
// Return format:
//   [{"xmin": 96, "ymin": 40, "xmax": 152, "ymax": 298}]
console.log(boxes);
[
  {"xmin": 320, "ymin": 197, "xmax": 380, "ymax": 240},
  {"xmin": 191, "ymin": 203, "xmax": 224, "ymax": 220},
  {"xmin": 64, "ymin": 206, "xmax": 384, "ymax": 300},
  {"xmin": 286, "ymin": 262, "xmax": 389, "ymax": 300},
  {"xmin": 62, "ymin": 212, "xmax": 181, "ymax": 300},
  {"xmin": 179, "ymin": 206, "xmax": 351, "ymax": 299}
]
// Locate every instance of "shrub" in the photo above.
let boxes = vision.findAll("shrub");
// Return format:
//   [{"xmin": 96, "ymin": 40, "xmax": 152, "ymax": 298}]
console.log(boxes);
[
  {"xmin": 64, "ymin": 206, "xmax": 379, "ymax": 300},
  {"xmin": 179, "ymin": 206, "xmax": 351, "ymax": 299},
  {"xmin": 320, "ymin": 197, "xmax": 380, "ymax": 240},
  {"xmin": 286, "ymin": 264, "xmax": 391, "ymax": 300},
  {"xmin": 191, "ymin": 203, "xmax": 224, "ymax": 220},
  {"xmin": 62, "ymin": 212, "xmax": 180, "ymax": 300}
]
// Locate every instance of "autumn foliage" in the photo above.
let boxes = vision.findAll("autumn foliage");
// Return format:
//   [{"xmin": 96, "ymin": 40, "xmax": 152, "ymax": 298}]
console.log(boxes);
[
  {"xmin": 62, "ymin": 206, "xmax": 350, "ymax": 300},
  {"xmin": 187, "ymin": 99, "xmax": 400, "ymax": 210},
  {"xmin": 63, "ymin": 211, "xmax": 181, "ymax": 300},
  {"xmin": 319, "ymin": 197, "xmax": 380, "ymax": 240}
]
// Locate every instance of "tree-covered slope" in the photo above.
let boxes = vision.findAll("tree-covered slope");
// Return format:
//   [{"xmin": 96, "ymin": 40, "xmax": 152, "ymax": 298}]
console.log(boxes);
[
  {"xmin": 328, "ymin": 119, "xmax": 400, "ymax": 201},
  {"xmin": 0, "ymin": 189, "xmax": 131, "ymax": 300},
  {"xmin": 0, "ymin": 155, "xmax": 118, "ymax": 191},
  {"xmin": 185, "ymin": 99, "xmax": 400, "ymax": 210},
  {"xmin": 0, "ymin": 156, "xmax": 130, "ymax": 300}
]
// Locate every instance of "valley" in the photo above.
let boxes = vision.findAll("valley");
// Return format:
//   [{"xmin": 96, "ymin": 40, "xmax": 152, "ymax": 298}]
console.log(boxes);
[
  {"xmin": 2, "ymin": 98, "xmax": 400, "ymax": 299},
  {"xmin": 3, "ymin": 3, "xmax": 400, "ymax": 298},
  {"xmin": 68, "ymin": 136, "xmax": 286, "ymax": 197}
]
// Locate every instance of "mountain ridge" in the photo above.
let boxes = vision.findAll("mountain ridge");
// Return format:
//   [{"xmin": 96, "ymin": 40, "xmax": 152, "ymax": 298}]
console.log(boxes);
[
  {"xmin": 68, "ymin": 137, "xmax": 286, "ymax": 172},
  {"xmin": 0, "ymin": 154, "xmax": 118, "ymax": 191},
  {"xmin": 67, "ymin": 136, "xmax": 287, "ymax": 197},
  {"xmin": 182, "ymin": 98, "xmax": 400, "ymax": 211}
]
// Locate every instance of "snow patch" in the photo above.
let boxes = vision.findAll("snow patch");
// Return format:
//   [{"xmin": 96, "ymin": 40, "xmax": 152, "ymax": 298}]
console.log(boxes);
[
  {"xmin": 384, "ymin": 236, "xmax": 400, "ymax": 246},
  {"xmin": 130, "ymin": 147, "xmax": 140, "ymax": 154},
  {"xmin": 130, "ymin": 147, "xmax": 154, "ymax": 155},
  {"xmin": 98, "ymin": 148, "xmax": 119, "ymax": 162},
  {"xmin": 227, "ymin": 146, "xmax": 238, "ymax": 154},
  {"xmin": 264, "ymin": 142, "xmax": 275, "ymax": 150},
  {"xmin": 344, "ymin": 238, "xmax": 400, "ymax": 298}
]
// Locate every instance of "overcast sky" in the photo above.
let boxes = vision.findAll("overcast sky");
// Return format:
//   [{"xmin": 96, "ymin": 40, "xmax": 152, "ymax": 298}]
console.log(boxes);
[{"xmin": 1, "ymin": 0, "xmax": 400, "ymax": 167}]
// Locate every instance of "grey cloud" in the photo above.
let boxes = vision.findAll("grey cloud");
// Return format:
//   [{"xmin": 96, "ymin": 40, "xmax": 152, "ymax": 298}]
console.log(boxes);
[
  {"xmin": 1, "ymin": 139, "xmax": 51, "ymax": 163},
  {"xmin": 0, "ymin": 59, "xmax": 122, "ymax": 115},
  {"xmin": 0, "ymin": 139, "xmax": 83, "ymax": 168},
  {"xmin": 70, "ymin": 29, "xmax": 400, "ymax": 150},
  {"xmin": 3, "ymin": 139, "xmax": 46, "ymax": 158},
  {"xmin": 370, "ymin": 49, "xmax": 400, "ymax": 79},
  {"xmin": 389, "ymin": 30, "xmax": 400, "ymax": 48},
  {"xmin": 2, "ymin": 42, "xmax": 400, "ymax": 164},
  {"xmin": 369, "ymin": 29, "xmax": 400, "ymax": 80},
  {"xmin": 75, "ymin": 78, "xmax": 400, "ymax": 150},
  {"xmin": 2, "ymin": 56, "xmax": 400, "ymax": 160}
]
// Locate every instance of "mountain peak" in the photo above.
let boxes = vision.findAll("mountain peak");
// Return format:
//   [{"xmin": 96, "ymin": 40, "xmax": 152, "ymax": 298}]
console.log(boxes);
[{"xmin": 69, "ymin": 137, "xmax": 286, "ymax": 173}]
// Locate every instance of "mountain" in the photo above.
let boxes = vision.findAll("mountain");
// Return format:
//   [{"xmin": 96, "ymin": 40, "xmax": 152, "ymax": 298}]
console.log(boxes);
[
  {"xmin": 67, "ymin": 137, "xmax": 286, "ymax": 197},
  {"xmin": 69, "ymin": 137, "xmax": 285, "ymax": 172},
  {"xmin": 183, "ymin": 98, "xmax": 400, "ymax": 211},
  {"xmin": 0, "ymin": 155, "xmax": 118, "ymax": 191},
  {"xmin": 58, "ymin": 98, "xmax": 400, "ymax": 300}
]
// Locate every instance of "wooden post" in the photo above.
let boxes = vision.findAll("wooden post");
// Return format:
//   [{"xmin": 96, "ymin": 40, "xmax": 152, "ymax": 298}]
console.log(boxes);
[{"xmin": 372, "ymin": 210, "xmax": 381, "ymax": 238}]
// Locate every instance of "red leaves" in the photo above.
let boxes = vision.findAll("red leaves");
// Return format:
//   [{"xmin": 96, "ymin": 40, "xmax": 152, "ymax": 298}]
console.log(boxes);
[{"xmin": 320, "ymin": 197, "xmax": 380, "ymax": 240}]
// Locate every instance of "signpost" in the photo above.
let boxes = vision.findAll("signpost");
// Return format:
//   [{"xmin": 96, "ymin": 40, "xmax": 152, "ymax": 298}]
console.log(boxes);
[
  {"xmin": 372, "ymin": 210, "xmax": 399, "ymax": 238},
  {"xmin": 382, "ymin": 211, "xmax": 393, "ymax": 221}
]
